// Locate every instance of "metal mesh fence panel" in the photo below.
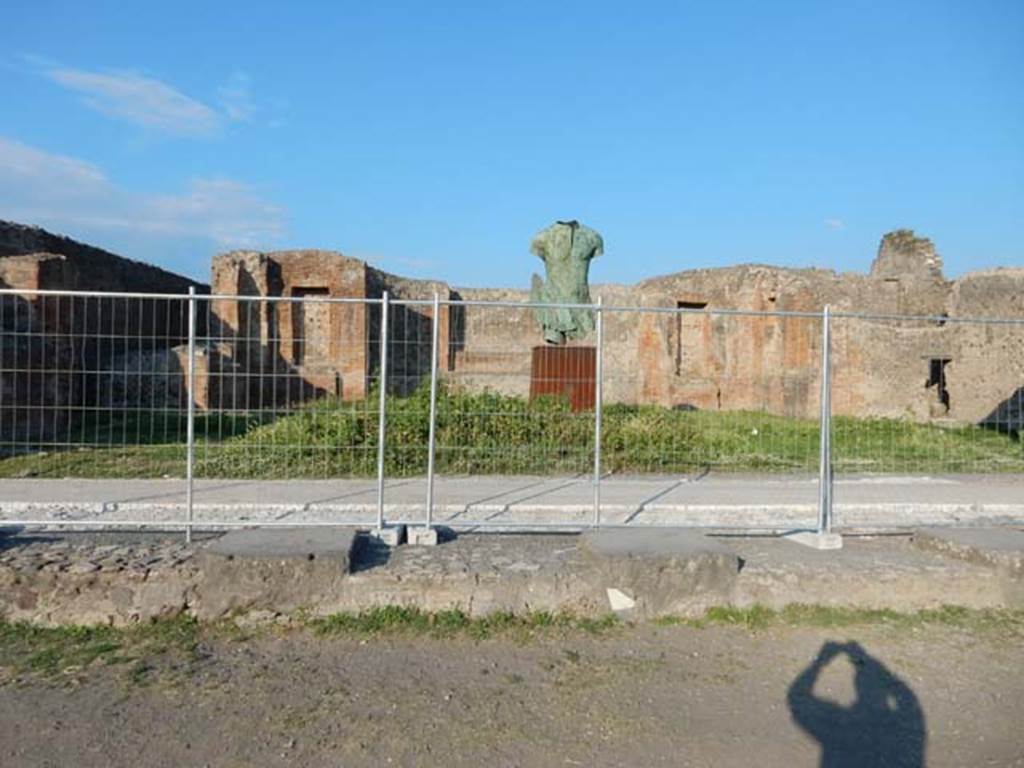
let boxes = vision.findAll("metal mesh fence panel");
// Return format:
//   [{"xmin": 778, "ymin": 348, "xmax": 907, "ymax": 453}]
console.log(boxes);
[
  {"xmin": 438, "ymin": 301, "xmax": 597, "ymax": 476},
  {"xmin": 600, "ymin": 307, "xmax": 825, "ymax": 476},
  {"xmin": 0, "ymin": 291, "xmax": 191, "ymax": 478},
  {"xmin": 829, "ymin": 313, "xmax": 1024, "ymax": 475},
  {"xmin": 424, "ymin": 300, "xmax": 598, "ymax": 528},
  {"xmin": 2, "ymin": 288, "xmax": 1022, "ymax": 532},
  {"xmin": 192, "ymin": 294, "xmax": 382, "ymax": 481},
  {"xmin": 828, "ymin": 312, "xmax": 1024, "ymax": 530}
]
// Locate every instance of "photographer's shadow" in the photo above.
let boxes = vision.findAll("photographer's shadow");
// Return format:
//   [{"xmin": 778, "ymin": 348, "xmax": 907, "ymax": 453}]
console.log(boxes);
[{"xmin": 787, "ymin": 641, "xmax": 926, "ymax": 768}]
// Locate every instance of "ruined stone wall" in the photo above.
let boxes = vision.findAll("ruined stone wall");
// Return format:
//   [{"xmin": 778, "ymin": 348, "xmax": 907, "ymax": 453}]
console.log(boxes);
[
  {"xmin": 441, "ymin": 287, "xmax": 535, "ymax": 398},
  {"xmin": 1, "ymin": 224, "xmax": 207, "ymax": 414},
  {"xmin": 209, "ymin": 250, "xmax": 363, "ymax": 406},
  {"xmin": 944, "ymin": 270, "xmax": 1024, "ymax": 431},
  {"xmin": 1, "ymin": 220, "xmax": 204, "ymax": 294},
  {"xmin": 0, "ymin": 274, "xmax": 74, "ymax": 453},
  {"xmin": 81, "ymin": 229, "xmax": 1021, "ymax": 433},
  {"xmin": 8, "ymin": 220, "xmax": 1017, "ymax": 451},
  {"xmin": 1, "ymin": 223, "xmax": 207, "ymax": 451},
  {"xmin": 207, "ymin": 251, "xmax": 457, "ymax": 406},
  {"xmin": 445, "ymin": 232, "xmax": 1021, "ymax": 431},
  {"xmin": 365, "ymin": 267, "xmax": 452, "ymax": 395}
]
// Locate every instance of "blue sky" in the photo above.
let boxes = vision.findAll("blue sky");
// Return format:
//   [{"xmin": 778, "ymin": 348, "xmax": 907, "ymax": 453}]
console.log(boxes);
[{"xmin": 1, "ymin": 1, "xmax": 1021, "ymax": 286}]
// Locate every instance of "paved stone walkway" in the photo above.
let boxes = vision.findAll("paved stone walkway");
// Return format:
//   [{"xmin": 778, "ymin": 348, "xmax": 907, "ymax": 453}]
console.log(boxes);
[
  {"xmin": 1, "ymin": 474, "xmax": 1023, "ymax": 531},
  {"xmin": 0, "ymin": 533, "xmax": 196, "ymax": 576}
]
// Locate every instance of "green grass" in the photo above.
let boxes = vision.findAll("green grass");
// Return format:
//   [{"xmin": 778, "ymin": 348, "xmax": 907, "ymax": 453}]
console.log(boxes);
[
  {"xmin": 307, "ymin": 606, "xmax": 620, "ymax": 640},
  {"xmin": 0, "ymin": 610, "xmax": 620, "ymax": 681},
  {"xmin": 0, "ymin": 614, "xmax": 202, "ymax": 681},
  {"xmin": 656, "ymin": 604, "xmax": 1024, "ymax": 633},
  {"xmin": 2, "ymin": 606, "xmax": 1021, "ymax": 684},
  {"xmin": 2, "ymin": 383, "xmax": 1021, "ymax": 478}
]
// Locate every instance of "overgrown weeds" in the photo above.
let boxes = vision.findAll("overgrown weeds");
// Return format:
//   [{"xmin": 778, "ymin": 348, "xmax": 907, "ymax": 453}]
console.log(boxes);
[
  {"xmin": 3, "ymin": 381, "xmax": 1021, "ymax": 478},
  {"xmin": 307, "ymin": 606, "xmax": 620, "ymax": 640}
]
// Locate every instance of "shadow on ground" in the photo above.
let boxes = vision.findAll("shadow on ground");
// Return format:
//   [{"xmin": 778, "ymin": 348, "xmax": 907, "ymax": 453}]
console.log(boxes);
[{"xmin": 788, "ymin": 640, "xmax": 925, "ymax": 767}]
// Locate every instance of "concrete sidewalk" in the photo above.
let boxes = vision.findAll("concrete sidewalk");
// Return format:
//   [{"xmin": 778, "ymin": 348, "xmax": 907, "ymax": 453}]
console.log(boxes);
[{"xmin": 1, "ymin": 473, "xmax": 1023, "ymax": 531}]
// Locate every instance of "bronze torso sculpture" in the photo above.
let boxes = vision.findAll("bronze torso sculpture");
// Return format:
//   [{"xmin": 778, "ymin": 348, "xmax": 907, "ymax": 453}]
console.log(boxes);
[{"xmin": 529, "ymin": 220, "xmax": 603, "ymax": 345}]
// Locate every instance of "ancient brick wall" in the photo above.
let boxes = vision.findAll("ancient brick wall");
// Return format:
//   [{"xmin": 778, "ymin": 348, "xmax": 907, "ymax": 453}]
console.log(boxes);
[
  {"xmin": 366, "ymin": 267, "xmax": 451, "ymax": 395},
  {"xmin": 5, "ymin": 222, "xmax": 1021, "ymax": 453},
  {"xmin": 0, "ymin": 222, "xmax": 207, "ymax": 452},
  {"xmin": 1, "ymin": 220, "xmax": 203, "ymax": 294},
  {"xmin": 446, "ymin": 232, "xmax": 1023, "ymax": 431}
]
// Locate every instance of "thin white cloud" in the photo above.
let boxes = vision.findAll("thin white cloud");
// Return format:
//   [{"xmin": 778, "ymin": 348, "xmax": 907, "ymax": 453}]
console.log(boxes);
[
  {"xmin": 143, "ymin": 179, "xmax": 284, "ymax": 246},
  {"xmin": 824, "ymin": 218, "xmax": 845, "ymax": 230},
  {"xmin": 0, "ymin": 136, "xmax": 285, "ymax": 247},
  {"xmin": 218, "ymin": 71, "xmax": 255, "ymax": 122},
  {"xmin": 0, "ymin": 137, "xmax": 106, "ymax": 190},
  {"xmin": 46, "ymin": 67, "xmax": 223, "ymax": 138}
]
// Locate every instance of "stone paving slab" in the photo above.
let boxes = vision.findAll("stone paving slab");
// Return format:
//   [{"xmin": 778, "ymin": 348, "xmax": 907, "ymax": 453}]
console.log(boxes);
[
  {"xmin": 1, "ymin": 474, "xmax": 1023, "ymax": 532},
  {"xmin": 911, "ymin": 527, "xmax": 1024, "ymax": 575},
  {"xmin": 206, "ymin": 527, "xmax": 357, "ymax": 565},
  {"xmin": 579, "ymin": 529, "xmax": 742, "ymax": 617}
]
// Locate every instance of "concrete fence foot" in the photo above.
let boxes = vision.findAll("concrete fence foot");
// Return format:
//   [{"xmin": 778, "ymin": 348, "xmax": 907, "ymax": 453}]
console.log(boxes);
[
  {"xmin": 369, "ymin": 524, "xmax": 406, "ymax": 547},
  {"xmin": 784, "ymin": 531, "xmax": 844, "ymax": 550},
  {"xmin": 407, "ymin": 527, "xmax": 439, "ymax": 546}
]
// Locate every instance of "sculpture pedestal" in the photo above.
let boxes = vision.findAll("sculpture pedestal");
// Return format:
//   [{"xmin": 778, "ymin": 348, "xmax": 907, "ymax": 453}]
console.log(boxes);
[{"xmin": 530, "ymin": 346, "xmax": 596, "ymax": 412}]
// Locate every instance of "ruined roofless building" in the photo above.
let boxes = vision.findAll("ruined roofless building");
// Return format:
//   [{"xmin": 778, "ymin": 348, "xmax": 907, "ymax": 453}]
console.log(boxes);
[
  {"xmin": 603, "ymin": 231, "xmax": 1022, "ymax": 428},
  {"xmin": 207, "ymin": 231, "xmax": 1023, "ymax": 434},
  {"xmin": 209, "ymin": 249, "xmax": 452, "ymax": 406},
  {"xmin": 0, "ymin": 220, "xmax": 207, "ymax": 452},
  {"xmin": 2, "ymin": 220, "xmax": 1022, "ymax": 441}
]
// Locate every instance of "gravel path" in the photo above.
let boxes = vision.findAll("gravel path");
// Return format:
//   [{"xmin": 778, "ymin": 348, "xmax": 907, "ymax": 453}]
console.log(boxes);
[{"xmin": 1, "ymin": 622, "xmax": 1021, "ymax": 767}]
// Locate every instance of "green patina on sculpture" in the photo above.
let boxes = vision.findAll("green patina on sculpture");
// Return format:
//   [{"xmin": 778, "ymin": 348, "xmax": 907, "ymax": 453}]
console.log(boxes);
[{"xmin": 529, "ymin": 220, "xmax": 604, "ymax": 345}]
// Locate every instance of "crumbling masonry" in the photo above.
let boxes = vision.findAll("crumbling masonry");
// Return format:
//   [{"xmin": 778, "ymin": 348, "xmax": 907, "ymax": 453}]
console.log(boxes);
[{"xmin": 2, "ymin": 220, "xmax": 1022, "ymax": 455}]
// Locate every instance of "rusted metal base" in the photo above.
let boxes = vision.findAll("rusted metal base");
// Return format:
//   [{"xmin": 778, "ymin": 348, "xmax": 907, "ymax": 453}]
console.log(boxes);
[{"xmin": 530, "ymin": 346, "xmax": 596, "ymax": 412}]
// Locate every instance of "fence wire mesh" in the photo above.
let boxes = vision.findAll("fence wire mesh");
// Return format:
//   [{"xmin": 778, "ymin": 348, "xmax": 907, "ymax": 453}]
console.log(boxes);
[
  {"xmin": 1, "ymin": 287, "xmax": 1022, "ymax": 531},
  {"xmin": 191, "ymin": 294, "xmax": 384, "ymax": 481},
  {"xmin": 0, "ymin": 291, "xmax": 191, "ymax": 477},
  {"xmin": 439, "ymin": 301, "xmax": 597, "ymax": 476},
  {"xmin": 599, "ymin": 308, "xmax": 825, "ymax": 476},
  {"xmin": 829, "ymin": 313, "xmax": 1024, "ymax": 476}
]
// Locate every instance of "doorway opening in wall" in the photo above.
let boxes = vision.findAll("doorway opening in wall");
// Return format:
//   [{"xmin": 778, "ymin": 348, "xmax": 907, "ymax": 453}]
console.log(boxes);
[
  {"xmin": 926, "ymin": 358, "xmax": 951, "ymax": 411},
  {"xmin": 291, "ymin": 287, "xmax": 330, "ymax": 365},
  {"xmin": 675, "ymin": 301, "xmax": 708, "ymax": 376}
]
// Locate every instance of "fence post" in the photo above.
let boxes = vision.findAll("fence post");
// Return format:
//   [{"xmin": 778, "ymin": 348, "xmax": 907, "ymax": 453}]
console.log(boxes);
[
  {"xmin": 185, "ymin": 287, "xmax": 197, "ymax": 544},
  {"xmin": 425, "ymin": 292, "xmax": 441, "ymax": 531},
  {"xmin": 817, "ymin": 304, "xmax": 833, "ymax": 535},
  {"xmin": 376, "ymin": 291, "xmax": 390, "ymax": 531},
  {"xmin": 593, "ymin": 296, "xmax": 604, "ymax": 527}
]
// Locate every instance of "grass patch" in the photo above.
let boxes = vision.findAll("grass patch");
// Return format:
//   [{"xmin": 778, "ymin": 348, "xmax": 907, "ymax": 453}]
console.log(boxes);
[
  {"xmin": 2, "ymin": 382, "xmax": 1021, "ymax": 479},
  {"xmin": 0, "ymin": 615, "xmax": 202, "ymax": 683},
  {"xmin": 0, "ymin": 622, "xmax": 124, "ymax": 677},
  {"xmin": 307, "ymin": 606, "xmax": 620, "ymax": 640},
  {"xmin": 1, "ymin": 605, "xmax": 1021, "ymax": 685},
  {"xmin": 0, "ymin": 608, "xmax": 619, "ymax": 684},
  {"xmin": 656, "ymin": 604, "xmax": 1024, "ymax": 634}
]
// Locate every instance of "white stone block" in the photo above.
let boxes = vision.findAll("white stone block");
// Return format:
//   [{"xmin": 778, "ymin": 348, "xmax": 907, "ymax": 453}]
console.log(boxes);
[
  {"xmin": 407, "ymin": 527, "xmax": 439, "ymax": 546},
  {"xmin": 368, "ymin": 524, "xmax": 406, "ymax": 547},
  {"xmin": 784, "ymin": 531, "xmax": 844, "ymax": 550}
]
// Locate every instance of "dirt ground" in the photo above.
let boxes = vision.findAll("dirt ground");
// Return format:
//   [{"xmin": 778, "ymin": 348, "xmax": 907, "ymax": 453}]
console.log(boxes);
[{"xmin": 1, "ymin": 621, "xmax": 1022, "ymax": 767}]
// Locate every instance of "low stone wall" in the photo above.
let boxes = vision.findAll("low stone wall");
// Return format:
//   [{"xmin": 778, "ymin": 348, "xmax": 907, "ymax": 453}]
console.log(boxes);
[{"xmin": 2, "ymin": 529, "xmax": 1021, "ymax": 627}]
